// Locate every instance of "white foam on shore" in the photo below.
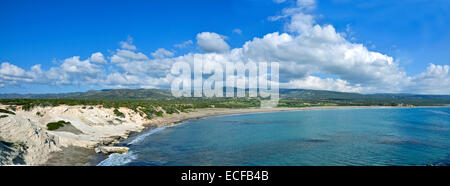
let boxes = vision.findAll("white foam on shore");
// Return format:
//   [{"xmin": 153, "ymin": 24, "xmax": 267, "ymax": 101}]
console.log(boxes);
[
  {"xmin": 97, "ymin": 122, "xmax": 187, "ymax": 166},
  {"xmin": 128, "ymin": 126, "xmax": 168, "ymax": 145},
  {"xmin": 97, "ymin": 151, "xmax": 137, "ymax": 166},
  {"xmin": 128, "ymin": 121, "xmax": 187, "ymax": 145}
]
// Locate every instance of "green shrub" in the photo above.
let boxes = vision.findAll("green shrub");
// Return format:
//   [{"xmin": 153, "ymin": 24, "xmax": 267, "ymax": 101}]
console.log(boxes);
[
  {"xmin": 47, "ymin": 120, "xmax": 71, "ymax": 130},
  {"xmin": 113, "ymin": 108, "xmax": 125, "ymax": 118},
  {"xmin": 21, "ymin": 104, "xmax": 33, "ymax": 111},
  {"xmin": 36, "ymin": 111, "xmax": 44, "ymax": 117},
  {"xmin": 8, "ymin": 105, "xmax": 17, "ymax": 111},
  {"xmin": 155, "ymin": 111, "xmax": 163, "ymax": 117},
  {"xmin": 0, "ymin": 115, "xmax": 8, "ymax": 118},
  {"xmin": 0, "ymin": 109, "xmax": 15, "ymax": 115}
]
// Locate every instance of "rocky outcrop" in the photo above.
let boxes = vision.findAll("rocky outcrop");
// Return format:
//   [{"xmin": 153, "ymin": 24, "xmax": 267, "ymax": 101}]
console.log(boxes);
[
  {"xmin": 0, "ymin": 113, "xmax": 60, "ymax": 165},
  {"xmin": 0, "ymin": 105, "xmax": 151, "ymax": 165},
  {"xmin": 95, "ymin": 146, "xmax": 129, "ymax": 154},
  {"xmin": 0, "ymin": 140, "xmax": 26, "ymax": 165}
]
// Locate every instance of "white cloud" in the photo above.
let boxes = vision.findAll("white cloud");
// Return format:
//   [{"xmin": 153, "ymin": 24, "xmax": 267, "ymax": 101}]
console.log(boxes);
[
  {"xmin": 405, "ymin": 64, "xmax": 450, "ymax": 94},
  {"xmin": 273, "ymin": 0, "xmax": 286, "ymax": 3},
  {"xmin": 196, "ymin": 32, "xmax": 230, "ymax": 53},
  {"xmin": 287, "ymin": 12, "xmax": 315, "ymax": 34},
  {"xmin": 110, "ymin": 49, "xmax": 149, "ymax": 64},
  {"xmin": 0, "ymin": 62, "xmax": 34, "ymax": 85},
  {"xmin": 1, "ymin": 1, "xmax": 450, "ymax": 94},
  {"xmin": 272, "ymin": 0, "xmax": 317, "ymax": 16},
  {"xmin": 284, "ymin": 76, "xmax": 363, "ymax": 93},
  {"xmin": 119, "ymin": 36, "xmax": 137, "ymax": 50},
  {"xmin": 297, "ymin": 0, "xmax": 316, "ymax": 11},
  {"xmin": 89, "ymin": 52, "xmax": 107, "ymax": 64},
  {"xmin": 174, "ymin": 40, "xmax": 193, "ymax": 48},
  {"xmin": 0, "ymin": 55, "xmax": 105, "ymax": 86},
  {"xmin": 108, "ymin": 48, "xmax": 174, "ymax": 81},
  {"xmin": 261, "ymin": 0, "xmax": 407, "ymax": 92},
  {"xmin": 44, "ymin": 56, "xmax": 104, "ymax": 85},
  {"xmin": 0, "ymin": 62, "xmax": 27, "ymax": 77},
  {"xmin": 60, "ymin": 56, "xmax": 101, "ymax": 74},
  {"xmin": 151, "ymin": 48, "xmax": 174, "ymax": 58},
  {"xmin": 232, "ymin": 28, "xmax": 242, "ymax": 35}
]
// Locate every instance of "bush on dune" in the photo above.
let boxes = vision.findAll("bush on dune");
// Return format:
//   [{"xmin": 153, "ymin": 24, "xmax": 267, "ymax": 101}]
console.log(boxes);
[
  {"xmin": 113, "ymin": 108, "xmax": 125, "ymax": 118},
  {"xmin": 0, "ymin": 109, "xmax": 15, "ymax": 115},
  {"xmin": 47, "ymin": 120, "xmax": 71, "ymax": 130}
]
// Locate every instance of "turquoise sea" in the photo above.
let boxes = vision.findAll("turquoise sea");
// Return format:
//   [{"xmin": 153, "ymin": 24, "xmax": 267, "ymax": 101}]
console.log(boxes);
[{"xmin": 98, "ymin": 107, "xmax": 450, "ymax": 166}]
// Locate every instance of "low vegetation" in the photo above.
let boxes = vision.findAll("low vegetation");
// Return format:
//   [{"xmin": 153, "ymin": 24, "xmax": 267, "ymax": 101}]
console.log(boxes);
[
  {"xmin": 36, "ymin": 111, "xmax": 44, "ymax": 117},
  {"xmin": 113, "ymin": 108, "xmax": 125, "ymax": 118},
  {"xmin": 0, "ymin": 109, "xmax": 15, "ymax": 115},
  {"xmin": 0, "ymin": 97, "xmax": 261, "ymax": 120},
  {"xmin": 47, "ymin": 120, "xmax": 71, "ymax": 131},
  {"xmin": 0, "ymin": 89, "xmax": 449, "ymax": 122},
  {"xmin": 0, "ymin": 115, "xmax": 8, "ymax": 118}
]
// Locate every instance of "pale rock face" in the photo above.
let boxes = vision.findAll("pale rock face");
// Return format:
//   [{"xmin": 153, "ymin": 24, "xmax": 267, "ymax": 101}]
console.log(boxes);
[
  {"xmin": 95, "ymin": 146, "xmax": 129, "ymax": 154},
  {"xmin": 0, "ymin": 105, "xmax": 152, "ymax": 165},
  {"xmin": 0, "ymin": 139, "xmax": 26, "ymax": 164},
  {"xmin": 0, "ymin": 114, "xmax": 60, "ymax": 165}
]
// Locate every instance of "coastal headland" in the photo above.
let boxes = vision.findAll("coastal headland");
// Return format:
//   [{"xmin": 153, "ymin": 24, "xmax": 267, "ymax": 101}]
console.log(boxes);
[{"xmin": 0, "ymin": 104, "xmax": 447, "ymax": 165}]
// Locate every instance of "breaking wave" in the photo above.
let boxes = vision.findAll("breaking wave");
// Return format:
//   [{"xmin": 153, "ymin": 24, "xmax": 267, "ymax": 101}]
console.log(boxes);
[
  {"xmin": 97, "ymin": 122, "xmax": 187, "ymax": 166},
  {"xmin": 128, "ymin": 126, "xmax": 168, "ymax": 145},
  {"xmin": 97, "ymin": 151, "xmax": 137, "ymax": 166}
]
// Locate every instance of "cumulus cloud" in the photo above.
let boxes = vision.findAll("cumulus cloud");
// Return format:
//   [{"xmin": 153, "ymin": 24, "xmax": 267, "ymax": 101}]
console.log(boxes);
[
  {"xmin": 240, "ymin": 26, "xmax": 405, "ymax": 89},
  {"xmin": 273, "ymin": 0, "xmax": 286, "ymax": 3},
  {"xmin": 108, "ymin": 47, "xmax": 175, "ymax": 82},
  {"xmin": 110, "ymin": 49, "xmax": 149, "ymax": 64},
  {"xmin": 297, "ymin": 0, "xmax": 316, "ymax": 11},
  {"xmin": 89, "ymin": 52, "xmax": 107, "ymax": 64},
  {"xmin": 151, "ymin": 48, "xmax": 174, "ymax": 58},
  {"xmin": 1, "ymin": 1, "xmax": 449, "ymax": 94},
  {"xmin": 405, "ymin": 64, "xmax": 450, "ymax": 94},
  {"xmin": 0, "ymin": 55, "xmax": 105, "ymax": 86},
  {"xmin": 196, "ymin": 32, "xmax": 230, "ymax": 53},
  {"xmin": 287, "ymin": 12, "xmax": 315, "ymax": 34},
  {"xmin": 232, "ymin": 28, "xmax": 242, "ymax": 35},
  {"xmin": 284, "ymin": 76, "xmax": 363, "ymax": 93},
  {"xmin": 0, "ymin": 62, "xmax": 27, "ymax": 78},
  {"xmin": 59, "ymin": 56, "xmax": 101, "ymax": 74},
  {"xmin": 174, "ymin": 40, "xmax": 193, "ymax": 49},
  {"xmin": 119, "ymin": 36, "xmax": 137, "ymax": 50},
  {"xmin": 44, "ymin": 56, "xmax": 104, "ymax": 85},
  {"xmin": 0, "ymin": 62, "xmax": 34, "ymax": 85}
]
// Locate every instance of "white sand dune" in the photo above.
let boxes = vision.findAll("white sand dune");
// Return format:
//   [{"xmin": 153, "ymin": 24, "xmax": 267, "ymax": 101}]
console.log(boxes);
[{"xmin": 0, "ymin": 105, "xmax": 150, "ymax": 165}]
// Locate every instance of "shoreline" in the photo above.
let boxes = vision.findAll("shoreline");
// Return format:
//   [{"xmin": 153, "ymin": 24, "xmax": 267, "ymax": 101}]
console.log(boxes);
[
  {"xmin": 1, "ymin": 104, "xmax": 447, "ymax": 165},
  {"xmin": 58, "ymin": 105, "xmax": 449, "ymax": 166}
]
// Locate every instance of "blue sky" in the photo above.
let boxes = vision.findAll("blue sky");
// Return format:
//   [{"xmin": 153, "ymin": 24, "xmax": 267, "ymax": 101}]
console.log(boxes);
[
  {"xmin": 0, "ymin": 0, "xmax": 281, "ymax": 67},
  {"xmin": 0, "ymin": 0, "xmax": 449, "ymax": 94}
]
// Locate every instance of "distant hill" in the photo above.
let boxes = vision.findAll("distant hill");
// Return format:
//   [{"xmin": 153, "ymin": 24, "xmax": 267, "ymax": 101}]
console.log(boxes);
[
  {"xmin": 0, "ymin": 89, "xmax": 173, "ymax": 100},
  {"xmin": 278, "ymin": 89, "xmax": 450, "ymax": 106},
  {"xmin": 1, "ymin": 88, "xmax": 450, "ymax": 106}
]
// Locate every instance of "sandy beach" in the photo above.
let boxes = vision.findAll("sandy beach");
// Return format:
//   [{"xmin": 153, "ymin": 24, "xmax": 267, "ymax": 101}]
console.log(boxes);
[{"xmin": 0, "ymin": 105, "xmax": 445, "ymax": 166}]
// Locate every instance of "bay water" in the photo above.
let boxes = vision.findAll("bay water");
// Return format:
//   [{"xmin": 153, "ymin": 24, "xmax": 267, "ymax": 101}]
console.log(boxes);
[{"xmin": 98, "ymin": 107, "xmax": 450, "ymax": 166}]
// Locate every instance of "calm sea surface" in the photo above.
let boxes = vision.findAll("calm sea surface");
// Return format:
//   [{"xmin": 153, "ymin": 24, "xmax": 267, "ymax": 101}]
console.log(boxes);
[{"xmin": 98, "ymin": 107, "xmax": 450, "ymax": 166}]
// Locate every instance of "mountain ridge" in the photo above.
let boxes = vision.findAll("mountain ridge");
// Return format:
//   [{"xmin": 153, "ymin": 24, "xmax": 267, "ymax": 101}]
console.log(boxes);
[{"xmin": 1, "ymin": 88, "xmax": 450, "ymax": 106}]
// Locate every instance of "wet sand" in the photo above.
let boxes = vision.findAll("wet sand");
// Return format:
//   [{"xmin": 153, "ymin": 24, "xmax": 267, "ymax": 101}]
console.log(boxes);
[{"xmin": 44, "ymin": 146, "xmax": 97, "ymax": 166}]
